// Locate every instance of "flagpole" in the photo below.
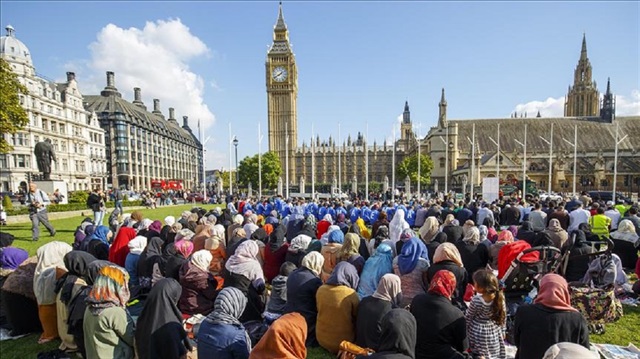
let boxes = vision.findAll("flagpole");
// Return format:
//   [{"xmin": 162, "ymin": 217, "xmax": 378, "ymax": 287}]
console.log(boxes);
[
  {"xmin": 338, "ymin": 123, "xmax": 342, "ymax": 194},
  {"xmin": 258, "ymin": 122, "xmax": 262, "ymax": 199},
  {"xmin": 392, "ymin": 125, "xmax": 396, "ymax": 202},
  {"xmin": 365, "ymin": 122, "xmax": 369, "ymax": 201},
  {"xmin": 228, "ymin": 122, "xmax": 233, "ymax": 196},
  {"xmin": 311, "ymin": 123, "xmax": 315, "ymax": 199}
]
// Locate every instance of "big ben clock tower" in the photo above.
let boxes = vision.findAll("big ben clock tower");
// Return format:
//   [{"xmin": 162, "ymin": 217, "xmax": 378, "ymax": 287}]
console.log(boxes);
[{"xmin": 266, "ymin": 2, "xmax": 298, "ymax": 182}]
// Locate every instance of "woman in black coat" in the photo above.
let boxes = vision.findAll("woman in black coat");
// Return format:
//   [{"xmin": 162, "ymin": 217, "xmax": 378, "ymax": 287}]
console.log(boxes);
[
  {"xmin": 357, "ymin": 309, "xmax": 417, "ymax": 359},
  {"xmin": 426, "ymin": 243, "xmax": 468, "ymax": 310},
  {"xmin": 564, "ymin": 230, "xmax": 595, "ymax": 282}
]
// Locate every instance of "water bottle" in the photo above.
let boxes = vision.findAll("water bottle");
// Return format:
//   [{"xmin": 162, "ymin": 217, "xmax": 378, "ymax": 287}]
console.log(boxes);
[{"xmin": 524, "ymin": 287, "xmax": 538, "ymax": 304}]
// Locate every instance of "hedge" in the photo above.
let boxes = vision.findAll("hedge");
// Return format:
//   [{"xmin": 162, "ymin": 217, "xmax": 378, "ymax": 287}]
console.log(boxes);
[{"xmin": 6, "ymin": 200, "xmax": 144, "ymax": 216}]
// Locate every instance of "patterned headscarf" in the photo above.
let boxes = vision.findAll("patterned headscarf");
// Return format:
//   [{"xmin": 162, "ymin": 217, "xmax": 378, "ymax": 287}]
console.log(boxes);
[
  {"xmin": 207, "ymin": 287, "xmax": 247, "ymax": 326},
  {"xmin": 86, "ymin": 265, "xmax": 130, "ymax": 315},
  {"xmin": 427, "ymin": 269, "xmax": 457, "ymax": 299}
]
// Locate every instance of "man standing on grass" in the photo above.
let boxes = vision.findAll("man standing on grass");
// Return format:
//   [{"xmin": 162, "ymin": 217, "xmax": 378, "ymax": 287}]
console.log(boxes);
[{"xmin": 26, "ymin": 182, "xmax": 55, "ymax": 241}]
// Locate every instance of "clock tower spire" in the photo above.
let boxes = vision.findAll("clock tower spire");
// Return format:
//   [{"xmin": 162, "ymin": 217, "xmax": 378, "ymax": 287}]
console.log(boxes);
[{"xmin": 266, "ymin": 2, "xmax": 298, "ymax": 183}]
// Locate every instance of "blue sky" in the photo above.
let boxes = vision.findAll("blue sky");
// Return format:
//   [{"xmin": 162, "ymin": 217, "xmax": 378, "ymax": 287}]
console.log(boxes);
[{"xmin": 2, "ymin": 1, "xmax": 639, "ymax": 170}]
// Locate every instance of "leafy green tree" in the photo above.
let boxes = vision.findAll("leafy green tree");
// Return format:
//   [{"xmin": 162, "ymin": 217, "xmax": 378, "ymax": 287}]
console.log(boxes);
[
  {"xmin": 2, "ymin": 195, "xmax": 13, "ymax": 211},
  {"xmin": 237, "ymin": 151, "xmax": 282, "ymax": 189},
  {"xmin": 0, "ymin": 58, "xmax": 29, "ymax": 154},
  {"xmin": 397, "ymin": 154, "xmax": 434, "ymax": 187}
]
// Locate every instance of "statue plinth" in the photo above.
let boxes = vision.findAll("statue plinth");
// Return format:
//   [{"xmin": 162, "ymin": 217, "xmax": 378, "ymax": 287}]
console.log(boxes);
[{"xmin": 33, "ymin": 180, "xmax": 68, "ymax": 205}]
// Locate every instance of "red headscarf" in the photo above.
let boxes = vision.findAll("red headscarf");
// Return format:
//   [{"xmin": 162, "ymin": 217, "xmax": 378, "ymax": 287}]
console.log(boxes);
[
  {"xmin": 108, "ymin": 227, "xmax": 137, "ymax": 267},
  {"xmin": 534, "ymin": 274, "xmax": 577, "ymax": 312},
  {"xmin": 427, "ymin": 270, "xmax": 457, "ymax": 299}
]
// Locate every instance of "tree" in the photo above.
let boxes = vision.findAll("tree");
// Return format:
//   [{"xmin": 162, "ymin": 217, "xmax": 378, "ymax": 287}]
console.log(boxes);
[
  {"xmin": 237, "ymin": 151, "xmax": 282, "ymax": 189},
  {"xmin": 397, "ymin": 154, "xmax": 434, "ymax": 187},
  {"xmin": 0, "ymin": 58, "xmax": 29, "ymax": 154},
  {"xmin": 2, "ymin": 195, "xmax": 13, "ymax": 211}
]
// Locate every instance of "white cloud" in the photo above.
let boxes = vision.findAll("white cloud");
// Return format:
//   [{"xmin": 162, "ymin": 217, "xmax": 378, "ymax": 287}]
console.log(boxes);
[
  {"xmin": 385, "ymin": 114, "xmax": 403, "ymax": 145},
  {"xmin": 513, "ymin": 90, "xmax": 640, "ymax": 118},
  {"xmin": 67, "ymin": 18, "xmax": 220, "ymax": 166}
]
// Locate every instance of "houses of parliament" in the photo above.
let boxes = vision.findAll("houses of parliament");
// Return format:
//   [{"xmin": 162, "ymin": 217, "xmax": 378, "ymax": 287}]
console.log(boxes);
[{"xmin": 267, "ymin": 4, "xmax": 640, "ymax": 194}]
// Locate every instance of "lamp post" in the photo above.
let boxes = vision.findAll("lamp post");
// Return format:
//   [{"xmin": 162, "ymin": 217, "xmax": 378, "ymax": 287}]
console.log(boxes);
[
  {"xmin": 392, "ymin": 126, "xmax": 396, "ymax": 202},
  {"xmin": 538, "ymin": 123, "xmax": 554, "ymax": 195},
  {"xmin": 488, "ymin": 123, "xmax": 500, "ymax": 181},
  {"xmin": 562, "ymin": 124, "xmax": 578, "ymax": 197},
  {"xmin": 365, "ymin": 122, "xmax": 369, "ymax": 201},
  {"xmin": 311, "ymin": 124, "xmax": 315, "ymax": 199},
  {"xmin": 228, "ymin": 123, "xmax": 233, "ymax": 195},
  {"xmin": 258, "ymin": 122, "xmax": 263, "ymax": 199},
  {"xmin": 285, "ymin": 122, "xmax": 289, "ymax": 199},
  {"xmin": 466, "ymin": 123, "xmax": 476, "ymax": 196},
  {"xmin": 415, "ymin": 123, "xmax": 422, "ymax": 198},
  {"xmin": 438, "ymin": 124, "xmax": 451, "ymax": 195},
  {"xmin": 338, "ymin": 123, "xmax": 342, "ymax": 194},
  {"xmin": 514, "ymin": 124, "xmax": 528, "ymax": 200},
  {"xmin": 613, "ymin": 122, "xmax": 628, "ymax": 202},
  {"xmin": 233, "ymin": 136, "xmax": 238, "ymax": 191}
]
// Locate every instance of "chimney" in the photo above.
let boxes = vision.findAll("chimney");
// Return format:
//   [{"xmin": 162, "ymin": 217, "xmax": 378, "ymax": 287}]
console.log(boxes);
[
  {"xmin": 100, "ymin": 71, "xmax": 121, "ymax": 97},
  {"xmin": 66, "ymin": 72, "xmax": 75, "ymax": 82},
  {"xmin": 169, "ymin": 107, "xmax": 176, "ymax": 120},
  {"xmin": 152, "ymin": 99, "xmax": 164, "ymax": 118},
  {"xmin": 182, "ymin": 115, "xmax": 189, "ymax": 129}
]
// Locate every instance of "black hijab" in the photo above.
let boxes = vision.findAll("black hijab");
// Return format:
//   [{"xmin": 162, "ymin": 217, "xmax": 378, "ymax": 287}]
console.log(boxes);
[
  {"xmin": 135, "ymin": 278, "xmax": 191, "ymax": 359},
  {"xmin": 268, "ymin": 225, "xmax": 287, "ymax": 251},
  {"xmin": 251, "ymin": 228, "xmax": 269, "ymax": 243},
  {"xmin": 0, "ymin": 232, "xmax": 15, "ymax": 247},
  {"xmin": 571, "ymin": 230, "xmax": 588, "ymax": 248},
  {"xmin": 433, "ymin": 232, "xmax": 448, "ymax": 244},
  {"xmin": 138, "ymin": 237, "xmax": 164, "ymax": 278},
  {"xmin": 375, "ymin": 309, "xmax": 417, "ymax": 359},
  {"xmin": 55, "ymin": 251, "xmax": 97, "ymax": 305}
]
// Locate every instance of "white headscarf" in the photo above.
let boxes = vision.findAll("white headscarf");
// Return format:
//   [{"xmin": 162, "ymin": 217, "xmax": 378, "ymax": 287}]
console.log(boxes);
[
  {"xmin": 127, "ymin": 235, "xmax": 148, "ymax": 255},
  {"xmin": 233, "ymin": 214, "xmax": 244, "ymax": 225},
  {"xmin": 225, "ymin": 241, "xmax": 264, "ymax": 282},
  {"xmin": 389, "ymin": 208, "xmax": 409, "ymax": 245},
  {"xmin": 34, "ymin": 241, "xmax": 72, "ymax": 305},
  {"xmin": 322, "ymin": 214, "xmax": 333, "ymax": 223},
  {"xmin": 212, "ymin": 224, "xmax": 226, "ymax": 240},
  {"xmin": 301, "ymin": 251, "xmax": 324, "ymax": 277},
  {"xmin": 191, "ymin": 250, "xmax": 213, "ymax": 272},
  {"xmin": 140, "ymin": 218, "xmax": 153, "ymax": 230},
  {"xmin": 164, "ymin": 216, "xmax": 176, "ymax": 226},
  {"xmin": 289, "ymin": 234, "xmax": 312, "ymax": 252}
]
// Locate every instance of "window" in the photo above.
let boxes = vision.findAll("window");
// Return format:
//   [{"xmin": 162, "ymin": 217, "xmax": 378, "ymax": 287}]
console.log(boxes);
[
  {"xmin": 62, "ymin": 159, "xmax": 68, "ymax": 171},
  {"xmin": 61, "ymin": 141, "xmax": 67, "ymax": 152},
  {"xmin": 14, "ymin": 154, "xmax": 29, "ymax": 168},
  {"xmin": 0, "ymin": 155, "xmax": 6, "ymax": 169},
  {"xmin": 42, "ymin": 119, "xmax": 48, "ymax": 130},
  {"xmin": 439, "ymin": 157, "xmax": 445, "ymax": 168},
  {"xmin": 59, "ymin": 124, "xmax": 65, "ymax": 134},
  {"xmin": 51, "ymin": 122, "xmax": 57, "ymax": 133}
]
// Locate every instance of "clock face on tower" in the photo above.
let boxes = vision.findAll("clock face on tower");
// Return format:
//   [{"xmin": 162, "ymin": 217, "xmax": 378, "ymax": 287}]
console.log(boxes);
[{"xmin": 272, "ymin": 66, "xmax": 288, "ymax": 82}]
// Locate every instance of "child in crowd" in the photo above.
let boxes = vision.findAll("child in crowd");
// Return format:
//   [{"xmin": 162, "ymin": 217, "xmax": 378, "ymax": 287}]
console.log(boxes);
[
  {"xmin": 263, "ymin": 262, "xmax": 297, "ymax": 323},
  {"xmin": 465, "ymin": 269, "xmax": 507, "ymax": 359}
]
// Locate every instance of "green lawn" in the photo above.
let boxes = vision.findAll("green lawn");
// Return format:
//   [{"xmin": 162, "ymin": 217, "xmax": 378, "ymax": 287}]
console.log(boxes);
[{"xmin": 0, "ymin": 205, "xmax": 638, "ymax": 358}]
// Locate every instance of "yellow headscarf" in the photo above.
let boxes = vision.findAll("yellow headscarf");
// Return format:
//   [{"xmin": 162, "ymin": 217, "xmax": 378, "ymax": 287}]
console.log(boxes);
[{"xmin": 356, "ymin": 218, "xmax": 371, "ymax": 239}]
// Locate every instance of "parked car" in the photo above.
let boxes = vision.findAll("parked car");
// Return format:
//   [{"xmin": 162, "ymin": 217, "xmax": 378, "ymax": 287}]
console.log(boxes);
[
  {"xmin": 588, "ymin": 191, "xmax": 631, "ymax": 204},
  {"xmin": 186, "ymin": 193, "xmax": 205, "ymax": 203}
]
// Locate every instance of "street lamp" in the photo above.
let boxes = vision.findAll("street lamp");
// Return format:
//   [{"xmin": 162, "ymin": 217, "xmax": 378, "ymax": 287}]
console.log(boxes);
[
  {"xmin": 562, "ymin": 124, "xmax": 578, "ymax": 197},
  {"xmin": 233, "ymin": 136, "xmax": 239, "ymax": 191},
  {"xmin": 612, "ymin": 123, "xmax": 629, "ymax": 202},
  {"xmin": 488, "ymin": 123, "xmax": 500, "ymax": 181},
  {"xmin": 514, "ymin": 123, "xmax": 528, "ymax": 200},
  {"xmin": 538, "ymin": 123, "xmax": 554, "ymax": 195}
]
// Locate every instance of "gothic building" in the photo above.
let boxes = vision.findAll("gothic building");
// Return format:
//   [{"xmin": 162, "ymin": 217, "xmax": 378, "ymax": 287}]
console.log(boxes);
[
  {"xmin": 0, "ymin": 25, "xmax": 107, "ymax": 193},
  {"xmin": 564, "ymin": 34, "xmax": 600, "ymax": 117},
  {"xmin": 266, "ymin": 4, "xmax": 413, "ymax": 191}
]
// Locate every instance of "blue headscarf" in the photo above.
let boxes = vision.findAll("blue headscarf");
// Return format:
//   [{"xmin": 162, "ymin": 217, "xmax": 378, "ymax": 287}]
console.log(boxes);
[
  {"xmin": 357, "ymin": 243, "xmax": 394, "ymax": 298},
  {"xmin": 90, "ymin": 225, "xmax": 111, "ymax": 245},
  {"xmin": 328, "ymin": 229, "xmax": 344, "ymax": 244},
  {"xmin": 397, "ymin": 237, "xmax": 428, "ymax": 275}
]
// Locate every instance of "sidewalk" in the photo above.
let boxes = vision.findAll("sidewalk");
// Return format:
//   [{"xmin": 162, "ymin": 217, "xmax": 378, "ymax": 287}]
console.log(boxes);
[{"xmin": 5, "ymin": 205, "xmax": 147, "ymax": 225}]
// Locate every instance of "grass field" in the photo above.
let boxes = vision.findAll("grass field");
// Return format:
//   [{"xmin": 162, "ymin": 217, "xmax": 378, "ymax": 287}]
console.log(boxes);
[{"xmin": 0, "ymin": 204, "xmax": 638, "ymax": 358}]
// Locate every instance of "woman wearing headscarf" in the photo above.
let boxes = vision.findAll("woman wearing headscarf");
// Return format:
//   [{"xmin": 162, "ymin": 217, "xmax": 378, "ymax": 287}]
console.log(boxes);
[
  {"xmin": 489, "ymin": 230, "xmax": 513, "ymax": 270},
  {"xmin": 443, "ymin": 216, "xmax": 465, "ymax": 244},
  {"xmin": 389, "ymin": 209, "xmax": 410, "ymax": 246},
  {"xmin": 357, "ymin": 243, "xmax": 394, "ymax": 298},
  {"xmin": 419, "ymin": 216, "xmax": 440, "ymax": 244},
  {"xmin": 87, "ymin": 225, "xmax": 112, "ymax": 261},
  {"xmin": 355, "ymin": 217, "xmax": 371, "ymax": 240},
  {"xmin": 456, "ymin": 226, "xmax": 489, "ymax": 280},
  {"xmin": 227, "ymin": 227, "xmax": 247, "ymax": 257},
  {"xmin": 226, "ymin": 214, "xmax": 244, "ymax": 247},
  {"xmin": 244, "ymin": 213, "xmax": 260, "ymax": 239},
  {"xmin": 124, "ymin": 236, "xmax": 147, "ymax": 287},
  {"xmin": 371, "ymin": 225, "xmax": 392, "ymax": 254},
  {"xmin": 610, "ymin": 219, "xmax": 639, "ymax": 269},
  {"xmin": 514, "ymin": 274, "xmax": 589, "ymax": 359},
  {"xmin": 1, "ymin": 255, "xmax": 40, "ymax": 337},
  {"xmin": 130, "ymin": 210, "xmax": 144, "ymax": 226},
  {"xmin": 34, "ymin": 241, "xmax": 72, "ymax": 343},
  {"xmin": 285, "ymin": 234, "xmax": 312, "ymax": 267},
  {"xmin": 393, "ymin": 230, "xmax": 429, "ymax": 308},
  {"xmin": 205, "ymin": 234, "xmax": 227, "ymax": 279},
  {"xmin": 410, "ymin": 270, "xmax": 469, "ymax": 359},
  {"xmin": 224, "ymin": 240, "xmax": 265, "ymax": 322},
  {"xmin": 163, "ymin": 239, "xmax": 194, "ymax": 280},
  {"xmin": 136, "ymin": 278, "xmax": 192, "ymax": 359},
  {"xmin": 360, "ymin": 308, "xmax": 417, "ymax": 359},
  {"xmin": 108, "ymin": 225, "xmax": 137, "ymax": 267},
  {"xmin": 178, "ymin": 250, "xmax": 217, "ymax": 316},
  {"xmin": 564, "ymin": 230, "xmax": 595, "ymax": 282},
  {"xmin": 544, "ymin": 218, "xmax": 569, "ymax": 250},
  {"xmin": 263, "ymin": 224, "xmax": 290, "ymax": 283},
  {"xmin": 249, "ymin": 312, "xmax": 307, "ymax": 359},
  {"xmin": 137, "ymin": 236, "xmax": 164, "ymax": 290},
  {"xmin": 542, "ymin": 342, "xmax": 599, "ymax": 359},
  {"xmin": 340, "ymin": 233, "xmax": 365, "ymax": 275},
  {"xmin": 372, "ymin": 212, "xmax": 389, "ymax": 241},
  {"xmin": 316, "ymin": 261, "xmax": 360, "ymax": 354},
  {"xmin": 284, "ymin": 251, "xmax": 324, "ymax": 347},
  {"xmin": 197, "ymin": 287, "xmax": 251, "ymax": 359},
  {"xmin": 55, "ymin": 251, "xmax": 96, "ymax": 351},
  {"xmin": 427, "ymin": 243, "xmax": 468, "ymax": 310},
  {"xmin": 355, "ymin": 274, "xmax": 402, "ymax": 350},
  {"xmin": 317, "ymin": 213, "xmax": 333, "ymax": 239},
  {"xmin": 516, "ymin": 221, "xmax": 538, "ymax": 245},
  {"xmin": 320, "ymin": 229, "xmax": 344, "ymax": 282},
  {"xmin": 83, "ymin": 265, "xmax": 134, "ymax": 359},
  {"xmin": 336, "ymin": 213, "xmax": 350, "ymax": 234}
]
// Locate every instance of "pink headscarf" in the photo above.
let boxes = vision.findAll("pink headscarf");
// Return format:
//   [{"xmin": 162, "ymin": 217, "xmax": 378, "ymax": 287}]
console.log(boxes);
[
  {"xmin": 534, "ymin": 274, "xmax": 577, "ymax": 312},
  {"xmin": 497, "ymin": 230, "xmax": 514, "ymax": 243},
  {"xmin": 175, "ymin": 239, "xmax": 194, "ymax": 258}
]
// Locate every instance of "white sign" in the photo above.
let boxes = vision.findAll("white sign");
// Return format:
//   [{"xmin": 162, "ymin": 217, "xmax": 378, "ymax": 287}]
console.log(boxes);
[{"xmin": 482, "ymin": 177, "xmax": 500, "ymax": 203}]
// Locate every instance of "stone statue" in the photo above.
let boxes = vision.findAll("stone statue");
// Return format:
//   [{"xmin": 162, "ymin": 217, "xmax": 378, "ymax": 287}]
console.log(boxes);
[{"xmin": 34, "ymin": 139, "xmax": 57, "ymax": 180}]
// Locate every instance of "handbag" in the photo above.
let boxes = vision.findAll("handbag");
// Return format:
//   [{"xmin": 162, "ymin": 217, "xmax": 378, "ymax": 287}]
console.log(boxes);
[{"xmin": 337, "ymin": 340, "xmax": 375, "ymax": 359}]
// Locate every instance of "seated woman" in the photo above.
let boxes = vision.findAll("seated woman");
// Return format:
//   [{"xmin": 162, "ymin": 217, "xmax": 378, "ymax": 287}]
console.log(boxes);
[
  {"xmin": 316, "ymin": 261, "xmax": 360, "ymax": 354},
  {"xmin": 489, "ymin": 230, "xmax": 513, "ymax": 270},
  {"xmin": 410, "ymin": 270, "xmax": 469, "ymax": 359},
  {"xmin": 124, "ymin": 236, "xmax": 147, "ymax": 287},
  {"xmin": 544, "ymin": 218, "xmax": 569, "ymax": 249},
  {"xmin": 340, "ymin": 233, "xmax": 365, "ymax": 274},
  {"xmin": 109, "ymin": 225, "xmax": 137, "ymax": 267},
  {"xmin": 263, "ymin": 225, "xmax": 289, "ymax": 283},
  {"xmin": 1, "ymin": 252, "xmax": 36, "ymax": 337},
  {"xmin": 178, "ymin": 250, "xmax": 217, "ymax": 316},
  {"xmin": 514, "ymin": 274, "xmax": 589, "ymax": 359},
  {"xmin": 87, "ymin": 225, "xmax": 112, "ymax": 261},
  {"xmin": 34, "ymin": 241, "xmax": 73, "ymax": 344},
  {"xmin": 564, "ymin": 230, "xmax": 595, "ymax": 282},
  {"xmin": 0, "ymin": 238, "xmax": 28, "ymax": 328},
  {"xmin": 223, "ymin": 241, "xmax": 265, "ymax": 322},
  {"xmin": 263, "ymin": 262, "xmax": 297, "ymax": 323},
  {"xmin": 320, "ymin": 229, "xmax": 344, "ymax": 282},
  {"xmin": 427, "ymin": 243, "xmax": 468, "ymax": 310},
  {"xmin": 83, "ymin": 265, "xmax": 134, "ymax": 359},
  {"xmin": 355, "ymin": 274, "xmax": 402, "ymax": 351},
  {"xmin": 285, "ymin": 234, "xmax": 312, "ymax": 267},
  {"xmin": 357, "ymin": 243, "xmax": 394, "ymax": 299},
  {"xmin": 610, "ymin": 219, "xmax": 639, "ymax": 269},
  {"xmin": 55, "ymin": 251, "xmax": 97, "ymax": 352},
  {"xmin": 393, "ymin": 230, "xmax": 429, "ymax": 308},
  {"xmin": 455, "ymin": 227, "xmax": 489, "ymax": 280},
  {"xmin": 358, "ymin": 309, "xmax": 417, "ymax": 359},
  {"xmin": 197, "ymin": 287, "xmax": 251, "ymax": 359},
  {"xmin": 249, "ymin": 312, "xmax": 307, "ymax": 359},
  {"xmin": 284, "ymin": 252, "xmax": 324, "ymax": 347},
  {"xmin": 163, "ymin": 239, "xmax": 193, "ymax": 281},
  {"xmin": 136, "ymin": 278, "xmax": 192, "ymax": 359}
]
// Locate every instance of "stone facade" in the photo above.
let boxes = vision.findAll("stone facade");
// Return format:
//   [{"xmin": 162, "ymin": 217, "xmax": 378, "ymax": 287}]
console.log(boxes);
[{"xmin": 0, "ymin": 25, "xmax": 107, "ymax": 192}]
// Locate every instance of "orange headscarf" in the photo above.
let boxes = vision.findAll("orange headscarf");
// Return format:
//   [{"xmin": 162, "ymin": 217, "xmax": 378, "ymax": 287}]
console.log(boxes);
[
  {"xmin": 263, "ymin": 223, "xmax": 274, "ymax": 237},
  {"xmin": 249, "ymin": 312, "xmax": 307, "ymax": 359}
]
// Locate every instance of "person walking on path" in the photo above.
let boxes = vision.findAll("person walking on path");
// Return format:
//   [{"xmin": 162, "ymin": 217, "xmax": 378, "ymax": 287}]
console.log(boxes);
[{"xmin": 26, "ymin": 182, "xmax": 56, "ymax": 241}]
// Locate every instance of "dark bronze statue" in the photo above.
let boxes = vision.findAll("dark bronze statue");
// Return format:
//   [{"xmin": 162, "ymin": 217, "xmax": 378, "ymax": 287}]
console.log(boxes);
[{"xmin": 34, "ymin": 139, "xmax": 56, "ymax": 180}]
